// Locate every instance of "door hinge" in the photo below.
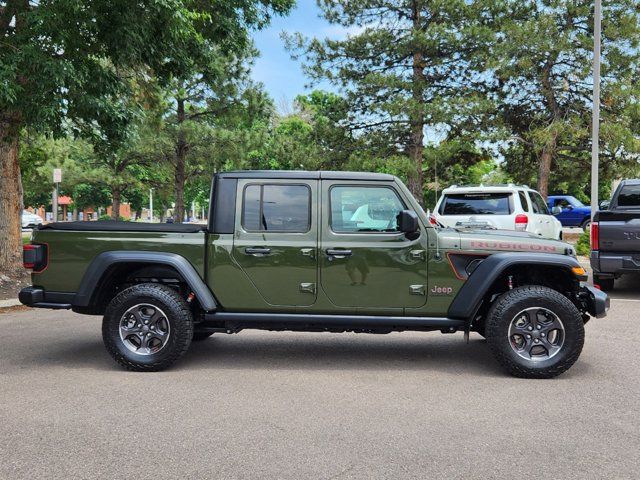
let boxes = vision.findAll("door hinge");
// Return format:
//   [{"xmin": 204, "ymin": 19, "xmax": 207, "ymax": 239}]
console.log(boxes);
[
  {"xmin": 299, "ymin": 282, "xmax": 316, "ymax": 294},
  {"xmin": 409, "ymin": 284, "xmax": 426, "ymax": 296},
  {"xmin": 300, "ymin": 248, "xmax": 315, "ymax": 259}
]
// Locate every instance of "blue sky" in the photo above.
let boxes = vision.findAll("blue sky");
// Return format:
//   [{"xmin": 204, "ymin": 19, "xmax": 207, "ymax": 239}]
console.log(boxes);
[{"xmin": 251, "ymin": 0, "xmax": 343, "ymax": 110}]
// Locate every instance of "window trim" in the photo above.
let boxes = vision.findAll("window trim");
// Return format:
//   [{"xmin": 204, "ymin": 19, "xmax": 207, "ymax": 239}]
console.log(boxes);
[
  {"xmin": 328, "ymin": 184, "xmax": 407, "ymax": 235},
  {"xmin": 241, "ymin": 182, "xmax": 312, "ymax": 234}
]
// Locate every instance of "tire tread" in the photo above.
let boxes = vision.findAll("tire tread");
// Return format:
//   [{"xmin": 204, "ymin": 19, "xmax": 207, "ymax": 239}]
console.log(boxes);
[{"xmin": 485, "ymin": 285, "xmax": 584, "ymax": 379}]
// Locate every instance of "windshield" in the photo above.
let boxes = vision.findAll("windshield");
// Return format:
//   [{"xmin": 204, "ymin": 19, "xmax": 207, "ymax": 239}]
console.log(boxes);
[
  {"xmin": 440, "ymin": 193, "xmax": 513, "ymax": 215},
  {"xmin": 568, "ymin": 196, "xmax": 584, "ymax": 207}
]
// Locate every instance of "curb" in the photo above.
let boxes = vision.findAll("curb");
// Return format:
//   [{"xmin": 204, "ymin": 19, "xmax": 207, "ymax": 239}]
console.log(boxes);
[{"xmin": 0, "ymin": 299, "xmax": 27, "ymax": 313}]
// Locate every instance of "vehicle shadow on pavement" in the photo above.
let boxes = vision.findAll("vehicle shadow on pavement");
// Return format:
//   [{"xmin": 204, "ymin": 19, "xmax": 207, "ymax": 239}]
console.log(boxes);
[
  {"xmin": 8, "ymin": 339, "xmax": 116, "ymax": 372},
  {"xmin": 180, "ymin": 334, "xmax": 508, "ymax": 377},
  {"xmin": 606, "ymin": 272, "xmax": 640, "ymax": 300},
  {"xmin": 9, "ymin": 332, "xmax": 591, "ymax": 378}
]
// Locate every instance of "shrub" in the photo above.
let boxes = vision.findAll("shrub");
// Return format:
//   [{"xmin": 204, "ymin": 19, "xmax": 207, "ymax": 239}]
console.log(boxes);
[
  {"xmin": 98, "ymin": 214, "xmax": 127, "ymax": 222},
  {"xmin": 576, "ymin": 230, "xmax": 590, "ymax": 256}
]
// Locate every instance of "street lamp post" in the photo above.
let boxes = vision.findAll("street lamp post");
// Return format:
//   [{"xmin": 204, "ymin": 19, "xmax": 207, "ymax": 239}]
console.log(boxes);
[
  {"xmin": 149, "ymin": 188, "xmax": 154, "ymax": 222},
  {"xmin": 591, "ymin": 0, "xmax": 602, "ymax": 219}
]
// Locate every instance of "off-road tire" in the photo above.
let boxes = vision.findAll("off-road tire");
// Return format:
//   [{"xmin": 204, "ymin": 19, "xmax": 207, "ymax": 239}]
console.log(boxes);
[
  {"xmin": 102, "ymin": 283, "xmax": 193, "ymax": 371},
  {"xmin": 192, "ymin": 331, "xmax": 214, "ymax": 342},
  {"xmin": 593, "ymin": 275, "xmax": 614, "ymax": 292},
  {"xmin": 485, "ymin": 285, "xmax": 585, "ymax": 379}
]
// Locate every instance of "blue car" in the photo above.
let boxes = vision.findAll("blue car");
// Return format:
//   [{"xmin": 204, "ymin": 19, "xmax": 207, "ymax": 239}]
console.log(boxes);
[{"xmin": 547, "ymin": 195, "xmax": 592, "ymax": 230}]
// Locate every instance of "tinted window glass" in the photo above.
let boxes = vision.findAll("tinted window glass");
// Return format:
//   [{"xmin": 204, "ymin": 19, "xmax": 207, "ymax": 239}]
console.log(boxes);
[
  {"xmin": 518, "ymin": 191, "xmax": 529, "ymax": 212},
  {"xmin": 440, "ymin": 193, "xmax": 513, "ymax": 215},
  {"xmin": 330, "ymin": 186, "xmax": 405, "ymax": 233},
  {"xmin": 529, "ymin": 192, "xmax": 550, "ymax": 214},
  {"xmin": 617, "ymin": 185, "xmax": 640, "ymax": 207},
  {"xmin": 242, "ymin": 184, "xmax": 310, "ymax": 232},
  {"xmin": 242, "ymin": 185, "xmax": 261, "ymax": 231}
]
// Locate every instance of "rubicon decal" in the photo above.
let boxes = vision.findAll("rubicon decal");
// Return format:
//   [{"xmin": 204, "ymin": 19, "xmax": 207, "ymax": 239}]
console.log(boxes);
[
  {"xmin": 431, "ymin": 285, "xmax": 454, "ymax": 295},
  {"xmin": 469, "ymin": 241, "xmax": 559, "ymax": 252}
]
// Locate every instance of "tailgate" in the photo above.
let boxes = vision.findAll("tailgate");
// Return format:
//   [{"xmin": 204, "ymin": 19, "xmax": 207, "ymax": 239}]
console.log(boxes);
[{"xmin": 596, "ymin": 210, "xmax": 640, "ymax": 252}]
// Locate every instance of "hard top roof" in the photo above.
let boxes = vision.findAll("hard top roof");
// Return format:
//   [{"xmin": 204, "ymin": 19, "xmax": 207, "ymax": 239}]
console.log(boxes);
[
  {"xmin": 619, "ymin": 179, "xmax": 640, "ymax": 186},
  {"xmin": 217, "ymin": 170, "xmax": 395, "ymax": 181}
]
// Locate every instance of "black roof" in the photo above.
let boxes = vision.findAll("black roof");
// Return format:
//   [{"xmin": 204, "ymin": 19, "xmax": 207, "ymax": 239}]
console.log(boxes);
[{"xmin": 217, "ymin": 170, "xmax": 395, "ymax": 181}]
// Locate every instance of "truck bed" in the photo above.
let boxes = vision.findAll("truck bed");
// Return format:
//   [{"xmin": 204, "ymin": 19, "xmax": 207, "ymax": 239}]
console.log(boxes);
[{"xmin": 39, "ymin": 221, "xmax": 205, "ymax": 233}]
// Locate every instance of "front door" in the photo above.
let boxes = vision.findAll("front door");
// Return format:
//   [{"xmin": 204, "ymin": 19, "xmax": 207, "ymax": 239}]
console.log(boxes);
[
  {"xmin": 232, "ymin": 179, "xmax": 318, "ymax": 307},
  {"xmin": 319, "ymin": 181, "xmax": 428, "ymax": 310}
]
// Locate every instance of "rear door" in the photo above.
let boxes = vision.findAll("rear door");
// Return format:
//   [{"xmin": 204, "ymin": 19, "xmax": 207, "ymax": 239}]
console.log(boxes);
[
  {"xmin": 232, "ymin": 179, "xmax": 318, "ymax": 306},
  {"xmin": 319, "ymin": 181, "xmax": 427, "ymax": 310}
]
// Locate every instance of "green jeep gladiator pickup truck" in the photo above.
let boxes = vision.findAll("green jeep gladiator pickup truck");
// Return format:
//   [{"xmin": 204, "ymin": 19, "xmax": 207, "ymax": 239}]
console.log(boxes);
[{"xmin": 20, "ymin": 171, "xmax": 608, "ymax": 377}]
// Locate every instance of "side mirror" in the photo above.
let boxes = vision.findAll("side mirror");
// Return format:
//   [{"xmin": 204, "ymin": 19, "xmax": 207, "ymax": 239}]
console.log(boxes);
[
  {"xmin": 397, "ymin": 210, "xmax": 419, "ymax": 239},
  {"xmin": 599, "ymin": 201, "xmax": 610, "ymax": 210}
]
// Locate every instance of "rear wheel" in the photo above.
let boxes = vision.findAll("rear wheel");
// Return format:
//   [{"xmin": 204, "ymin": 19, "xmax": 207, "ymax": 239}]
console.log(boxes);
[
  {"xmin": 102, "ymin": 283, "xmax": 194, "ymax": 371},
  {"xmin": 593, "ymin": 275, "xmax": 614, "ymax": 292},
  {"xmin": 581, "ymin": 218, "xmax": 591, "ymax": 231},
  {"xmin": 485, "ymin": 286, "xmax": 584, "ymax": 378}
]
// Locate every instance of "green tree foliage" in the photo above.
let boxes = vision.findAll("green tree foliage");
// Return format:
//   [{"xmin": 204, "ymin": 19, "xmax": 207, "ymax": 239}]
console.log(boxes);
[
  {"xmin": 285, "ymin": 0, "xmax": 497, "ymax": 204},
  {"xmin": 488, "ymin": 0, "xmax": 640, "ymax": 198},
  {"xmin": 0, "ymin": 0, "xmax": 294, "ymax": 271}
]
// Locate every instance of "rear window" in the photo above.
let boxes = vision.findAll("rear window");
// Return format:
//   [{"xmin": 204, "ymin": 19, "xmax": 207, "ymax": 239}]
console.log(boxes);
[
  {"xmin": 617, "ymin": 185, "xmax": 640, "ymax": 207},
  {"xmin": 529, "ymin": 191, "xmax": 550, "ymax": 215},
  {"xmin": 518, "ymin": 191, "xmax": 529, "ymax": 212},
  {"xmin": 440, "ymin": 193, "xmax": 513, "ymax": 215}
]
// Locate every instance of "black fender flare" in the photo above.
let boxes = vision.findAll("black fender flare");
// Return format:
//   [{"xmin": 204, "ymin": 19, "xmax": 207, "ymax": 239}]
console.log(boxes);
[
  {"xmin": 73, "ymin": 251, "xmax": 217, "ymax": 311},
  {"xmin": 447, "ymin": 252, "xmax": 583, "ymax": 320}
]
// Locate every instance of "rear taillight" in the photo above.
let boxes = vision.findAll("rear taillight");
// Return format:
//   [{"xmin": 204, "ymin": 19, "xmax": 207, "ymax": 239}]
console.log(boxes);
[
  {"xmin": 515, "ymin": 214, "xmax": 528, "ymax": 231},
  {"xmin": 23, "ymin": 244, "xmax": 47, "ymax": 272},
  {"xmin": 590, "ymin": 222, "xmax": 599, "ymax": 250}
]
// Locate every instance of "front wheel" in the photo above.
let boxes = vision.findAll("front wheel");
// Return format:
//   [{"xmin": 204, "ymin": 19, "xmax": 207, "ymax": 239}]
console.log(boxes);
[
  {"xmin": 485, "ymin": 286, "xmax": 585, "ymax": 378},
  {"xmin": 102, "ymin": 283, "xmax": 194, "ymax": 371}
]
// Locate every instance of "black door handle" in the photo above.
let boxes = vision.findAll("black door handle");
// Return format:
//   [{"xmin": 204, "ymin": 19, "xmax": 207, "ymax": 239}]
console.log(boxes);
[
  {"xmin": 245, "ymin": 247, "xmax": 271, "ymax": 255},
  {"xmin": 326, "ymin": 249, "xmax": 352, "ymax": 257}
]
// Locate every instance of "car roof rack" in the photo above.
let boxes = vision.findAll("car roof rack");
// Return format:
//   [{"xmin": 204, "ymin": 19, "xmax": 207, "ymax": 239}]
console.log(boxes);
[{"xmin": 446, "ymin": 183, "xmax": 530, "ymax": 189}]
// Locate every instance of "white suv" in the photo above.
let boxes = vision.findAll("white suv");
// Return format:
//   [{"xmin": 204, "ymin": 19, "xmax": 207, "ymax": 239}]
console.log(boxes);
[{"xmin": 433, "ymin": 185, "xmax": 562, "ymax": 239}]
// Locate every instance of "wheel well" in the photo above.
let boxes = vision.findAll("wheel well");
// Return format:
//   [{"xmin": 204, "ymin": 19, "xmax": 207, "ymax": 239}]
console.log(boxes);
[
  {"xmin": 474, "ymin": 264, "xmax": 579, "ymax": 330},
  {"xmin": 83, "ymin": 263, "xmax": 190, "ymax": 315}
]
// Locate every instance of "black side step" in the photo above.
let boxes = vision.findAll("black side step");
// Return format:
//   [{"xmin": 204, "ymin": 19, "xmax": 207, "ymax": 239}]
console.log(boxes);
[{"xmin": 203, "ymin": 312, "xmax": 465, "ymax": 330}]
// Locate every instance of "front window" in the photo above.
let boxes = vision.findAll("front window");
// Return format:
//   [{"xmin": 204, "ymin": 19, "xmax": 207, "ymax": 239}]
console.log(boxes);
[
  {"xmin": 330, "ymin": 186, "xmax": 405, "ymax": 233},
  {"xmin": 439, "ymin": 193, "xmax": 513, "ymax": 215}
]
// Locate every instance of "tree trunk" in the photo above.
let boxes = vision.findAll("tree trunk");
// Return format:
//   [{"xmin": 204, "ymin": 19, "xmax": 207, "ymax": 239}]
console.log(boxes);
[
  {"xmin": 111, "ymin": 187, "xmax": 122, "ymax": 220},
  {"xmin": 174, "ymin": 98, "xmax": 187, "ymax": 223},
  {"xmin": 407, "ymin": 1, "xmax": 425, "ymax": 206},
  {"xmin": 537, "ymin": 131, "xmax": 557, "ymax": 199},
  {"xmin": 0, "ymin": 116, "xmax": 24, "ymax": 276}
]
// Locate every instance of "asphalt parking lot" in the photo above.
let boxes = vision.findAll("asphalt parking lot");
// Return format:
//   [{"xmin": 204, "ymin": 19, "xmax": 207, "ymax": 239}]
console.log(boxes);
[{"xmin": 1, "ymin": 277, "xmax": 639, "ymax": 479}]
